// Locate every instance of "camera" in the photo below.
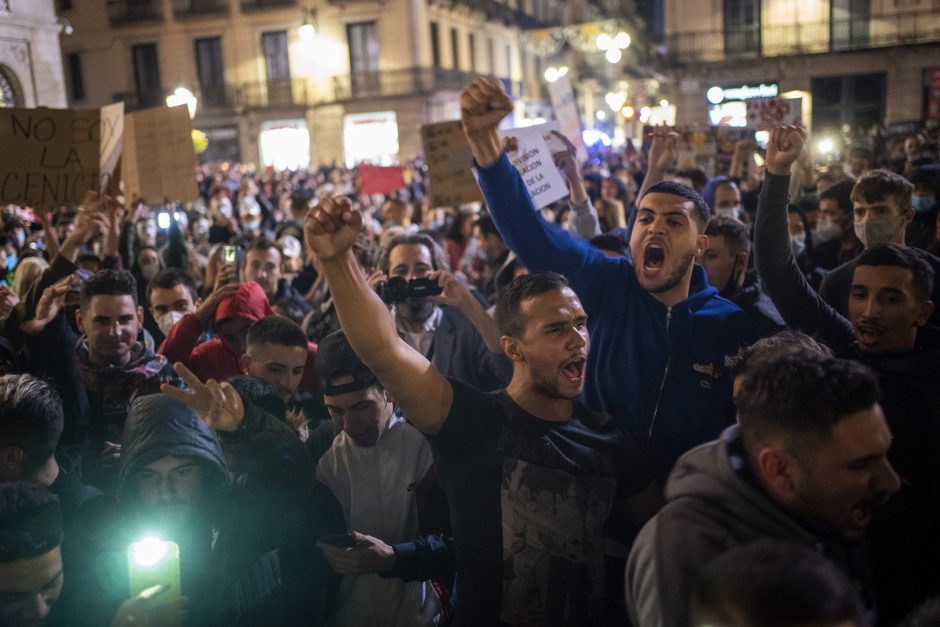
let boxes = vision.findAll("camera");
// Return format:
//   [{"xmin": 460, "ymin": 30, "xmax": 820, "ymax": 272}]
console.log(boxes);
[{"xmin": 376, "ymin": 277, "xmax": 443, "ymax": 303}]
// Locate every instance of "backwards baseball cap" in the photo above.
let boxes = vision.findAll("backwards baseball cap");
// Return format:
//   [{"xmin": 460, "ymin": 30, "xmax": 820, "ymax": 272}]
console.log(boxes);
[{"xmin": 314, "ymin": 330, "xmax": 379, "ymax": 396}]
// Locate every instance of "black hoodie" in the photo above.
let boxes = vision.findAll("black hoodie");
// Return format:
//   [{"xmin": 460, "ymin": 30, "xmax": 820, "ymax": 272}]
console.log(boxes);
[{"xmin": 54, "ymin": 393, "xmax": 342, "ymax": 627}]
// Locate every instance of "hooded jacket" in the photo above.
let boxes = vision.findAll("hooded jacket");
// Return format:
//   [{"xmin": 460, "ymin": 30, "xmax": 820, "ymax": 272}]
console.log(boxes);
[
  {"xmin": 476, "ymin": 153, "xmax": 757, "ymax": 480},
  {"xmin": 626, "ymin": 427, "xmax": 848, "ymax": 627},
  {"xmin": 160, "ymin": 280, "xmax": 321, "ymax": 392},
  {"xmin": 55, "ymin": 393, "xmax": 340, "ymax": 627}
]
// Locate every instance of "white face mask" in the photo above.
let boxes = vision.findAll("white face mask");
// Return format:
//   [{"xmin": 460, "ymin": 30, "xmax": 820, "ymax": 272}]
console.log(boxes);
[
  {"xmin": 790, "ymin": 233, "xmax": 807, "ymax": 258},
  {"xmin": 814, "ymin": 218, "xmax": 843, "ymax": 243},
  {"xmin": 716, "ymin": 206, "xmax": 742, "ymax": 221},
  {"xmin": 156, "ymin": 310, "xmax": 186, "ymax": 336}
]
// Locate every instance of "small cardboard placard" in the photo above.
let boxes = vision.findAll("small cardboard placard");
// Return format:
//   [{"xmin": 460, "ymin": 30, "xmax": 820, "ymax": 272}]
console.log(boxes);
[
  {"xmin": 746, "ymin": 97, "xmax": 802, "ymax": 131},
  {"xmin": 122, "ymin": 104, "xmax": 198, "ymax": 203},
  {"xmin": 421, "ymin": 121, "xmax": 484, "ymax": 208}
]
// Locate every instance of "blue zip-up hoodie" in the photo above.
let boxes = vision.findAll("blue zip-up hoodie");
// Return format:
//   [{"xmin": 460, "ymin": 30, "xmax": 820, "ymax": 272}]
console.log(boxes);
[{"xmin": 477, "ymin": 153, "xmax": 757, "ymax": 480}]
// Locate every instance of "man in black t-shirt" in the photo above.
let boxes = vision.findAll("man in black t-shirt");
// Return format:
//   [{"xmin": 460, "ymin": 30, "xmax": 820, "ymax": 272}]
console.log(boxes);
[{"xmin": 304, "ymin": 196, "xmax": 661, "ymax": 626}]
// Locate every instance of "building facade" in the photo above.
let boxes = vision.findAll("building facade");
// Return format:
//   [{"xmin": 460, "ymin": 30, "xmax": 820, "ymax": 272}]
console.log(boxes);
[
  {"xmin": 57, "ymin": 0, "xmax": 562, "ymax": 167},
  {"xmin": 658, "ymin": 0, "xmax": 940, "ymax": 135},
  {"xmin": 0, "ymin": 0, "xmax": 68, "ymax": 108}
]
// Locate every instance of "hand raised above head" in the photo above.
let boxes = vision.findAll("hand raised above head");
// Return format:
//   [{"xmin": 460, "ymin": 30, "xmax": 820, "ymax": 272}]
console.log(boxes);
[
  {"xmin": 765, "ymin": 125, "xmax": 807, "ymax": 176},
  {"xmin": 303, "ymin": 196, "xmax": 364, "ymax": 261},
  {"xmin": 460, "ymin": 77, "xmax": 513, "ymax": 138}
]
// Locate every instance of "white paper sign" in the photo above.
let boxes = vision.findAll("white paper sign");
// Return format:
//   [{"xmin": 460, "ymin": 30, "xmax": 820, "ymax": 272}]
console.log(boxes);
[
  {"xmin": 498, "ymin": 123, "xmax": 569, "ymax": 209},
  {"xmin": 547, "ymin": 74, "xmax": 589, "ymax": 162},
  {"xmin": 746, "ymin": 97, "xmax": 802, "ymax": 130}
]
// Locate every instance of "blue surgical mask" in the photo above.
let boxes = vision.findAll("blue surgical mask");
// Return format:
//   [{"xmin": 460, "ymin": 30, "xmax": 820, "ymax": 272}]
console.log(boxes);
[
  {"xmin": 14, "ymin": 231, "xmax": 25, "ymax": 247},
  {"xmin": 912, "ymin": 195, "xmax": 937, "ymax": 214},
  {"xmin": 4, "ymin": 254, "xmax": 16, "ymax": 272}
]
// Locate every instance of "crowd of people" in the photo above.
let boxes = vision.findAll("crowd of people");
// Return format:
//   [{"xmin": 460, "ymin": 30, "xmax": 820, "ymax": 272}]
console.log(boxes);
[{"xmin": 1, "ymin": 75, "xmax": 940, "ymax": 627}]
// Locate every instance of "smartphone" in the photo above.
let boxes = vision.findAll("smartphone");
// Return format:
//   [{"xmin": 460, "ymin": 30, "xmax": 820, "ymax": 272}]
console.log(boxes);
[
  {"xmin": 127, "ymin": 537, "xmax": 181, "ymax": 603},
  {"xmin": 157, "ymin": 211, "xmax": 171, "ymax": 230},
  {"xmin": 221, "ymin": 245, "xmax": 242, "ymax": 281},
  {"xmin": 319, "ymin": 533, "xmax": 357, "ymax": 548}
]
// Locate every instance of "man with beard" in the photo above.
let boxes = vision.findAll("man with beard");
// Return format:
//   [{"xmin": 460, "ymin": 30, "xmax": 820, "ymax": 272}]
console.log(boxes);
[
  {"xmin": 377, "ymin": 233, "xmax": 510, "ymax": 391},
  {"xmin": 303, "ymin": 196, "xmax": 661, "ymax": 626},
  {"xmin": 626, "ymin": 350, "xmax": 900, "ymax": 627},
  {"xmin": 754, "ymin": 125, "xmax": 940, "ymax": 623},
  {"xmin": 460, "ymin": 77, "xmax": 757, "ymax": 480}
]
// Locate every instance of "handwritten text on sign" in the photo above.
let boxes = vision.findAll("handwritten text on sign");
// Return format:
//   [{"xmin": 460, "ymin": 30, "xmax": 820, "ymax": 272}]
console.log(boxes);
[
  {"xmin": 0, "ymin": 103, "xmax": 123, "ymax": 206},
  {"xmin": 498, "ymin": 123, "xmax": 569, "ymax": 209},
  {"xmin": 421, "ymin": 121, "xmax": 484, "ymax": 207},
  {"xmin": 746, "ymin": 97, "xmax": 802, "ymax": 131}
]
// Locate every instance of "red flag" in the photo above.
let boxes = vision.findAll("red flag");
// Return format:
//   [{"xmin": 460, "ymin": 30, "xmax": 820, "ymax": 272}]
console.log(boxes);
[{"xmin": 359, "ymin": 164, "xmax": 406, "ymax": 195}]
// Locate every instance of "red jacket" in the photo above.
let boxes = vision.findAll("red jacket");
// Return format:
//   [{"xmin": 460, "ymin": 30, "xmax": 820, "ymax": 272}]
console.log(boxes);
[{"xmin": 159, "ymin": 281, "xmax": 319, "ymax": 392}]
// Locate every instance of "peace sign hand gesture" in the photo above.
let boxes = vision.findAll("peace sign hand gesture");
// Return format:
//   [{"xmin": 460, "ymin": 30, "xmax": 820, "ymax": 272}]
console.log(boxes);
[{"xmin": 161, "ymin": 363, "xmax": 245, "ymax": 432}]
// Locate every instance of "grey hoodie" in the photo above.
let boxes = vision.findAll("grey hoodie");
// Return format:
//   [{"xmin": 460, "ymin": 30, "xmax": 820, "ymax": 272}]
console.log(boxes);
[{"xmin": 626, "ymin": 426, "xmax": 821, "ymax": 627}]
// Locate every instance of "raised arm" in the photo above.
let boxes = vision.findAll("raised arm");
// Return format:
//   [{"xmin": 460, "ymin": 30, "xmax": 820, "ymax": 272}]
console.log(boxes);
[
  {"xmin": 637, "ymin": 128, "xmax": 678, "ymax": 202},
  {"xmin": 304, "ymin": 197, "xmax": 453, "ymax": 434},
  {"xmin": 460, "ymin": 78, "xmax": 613, "ymax": 314},
  {"xmin": 553, "ymin": 131, "xmax": 601, "ymax": 240},
  {"xmin": 753, "ymin": 126, "xmax": 855, "ymax": 350}
]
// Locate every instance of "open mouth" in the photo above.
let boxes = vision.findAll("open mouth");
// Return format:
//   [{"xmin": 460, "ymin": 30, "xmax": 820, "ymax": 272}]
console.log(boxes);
[
  {"xmin": 855, "ymin": 323, "xmax": 886, "ymax": 344},
  {"xmin": 643, "ymin": 244, "xmax": 666, "ymax": 270},
  {"xmin": 849, "ymin": 505, "xmax": 871, "ymax": 529},
  {"xmin": 561, "ymin": 358, "xmax": 587, "ymax": 383}
]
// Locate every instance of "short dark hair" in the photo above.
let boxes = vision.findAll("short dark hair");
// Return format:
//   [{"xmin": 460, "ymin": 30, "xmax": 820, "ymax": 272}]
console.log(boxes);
[
  {"xmin": 477, "ymin": 214, "xmax": 501, "ymax": 239},
  {"xmin": 80, "ymin": 269, "xmax": 138, "ymax": 311},
  {"xmin": 246, "ymin": 316, "xmax": 308, "ymax": 351},
  {"xmin": 677, "ymin": 168, "xmax": 709, "ymax": 190},
  {"xmin": 247, "ymin": 237, "xmax": 283, "ymax": 259},
  {"xmin": 728, "ymin": 330, "xmax": 833, "ymax": 381},
  {"xmin": 0, "ymin": 482, "xmax": 63, "ymax": 562},
  {"xmin": 736, "ymin": 350, "xmax": 880, "ymax": 460},
  {"xmin": 848, "ymin": 146, "xmax": 872, "ymax": 161},
  {"xmin": 495, "ymin": 272, "xmax": 572, "ymax": 337},
  {"xmin": 855, "ymin": 244, "xmax": 935, "ymax": 302},
  {"xmin": 644, "ymin": 181, "xmax": 711, "ymax": 231},
  {"xmin": 851, "ymin": 169, "xmax": 914, "ymax": 210},
  {"xmin": 692, "ymin": 540, "xmax": 865, "ymax": 627},
  {"xmin": 0, "ymin": 375, "xmax": 63, "ymax": 477},
  {"xmin": 819, "ymin": 179, "xmax": 856, "ymax": 216},
  {"xmin": 705, "ymin": 216, "xmax": 751, "ymax": 255},
  {"xmin": 589, "ymin": 233, "xmax": 629, "ymax": 257},
  {"xmin": 378, "ymin": 233, "xmax": 450, "ymax": 275},
  {"xmin": 147, "ymin": 267, "xmax": 198, "ymax": 303}
]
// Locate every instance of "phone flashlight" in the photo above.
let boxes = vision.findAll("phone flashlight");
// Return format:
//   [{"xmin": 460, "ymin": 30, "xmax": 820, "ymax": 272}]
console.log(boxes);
[
  {"xmin": 157, "ymin": 211, "xmax": 171, "ymax": 230},
  {"xmin": 127, "ymin": 536, "xmax": 181, "ymax": 603}
]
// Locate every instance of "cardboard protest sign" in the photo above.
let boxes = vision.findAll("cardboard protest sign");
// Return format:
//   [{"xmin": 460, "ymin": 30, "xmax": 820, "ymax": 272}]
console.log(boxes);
[
  {"xmin": 122, "ymin": 105, "xmax": 198, "ymax": 203},
  {"xmin": 498, "ymin": 123, "xmax": 569, "ymax": 209},
  {"xmin": 746, "ymin": 97, "xmax": 802, "ymax": 130},
  {"xmin": 359, "ymin": 164, "xmax": 405, "ymax": 195},
  {"xmin": 547, "ymin": 74, "xmax": 588, "ymax": 162},
  {"xmin": 421, "ymin": 121, "xmax": 484, "ymax": 207},
  {"xmin": 0, "ymin": 102, "xmax": 123, "ymax": 206}
]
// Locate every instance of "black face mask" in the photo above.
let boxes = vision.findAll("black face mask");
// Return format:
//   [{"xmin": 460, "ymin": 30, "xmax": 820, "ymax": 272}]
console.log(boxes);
[{"xmin": 721, "ymin": 256, "xmax": 742, "ymax": 299}]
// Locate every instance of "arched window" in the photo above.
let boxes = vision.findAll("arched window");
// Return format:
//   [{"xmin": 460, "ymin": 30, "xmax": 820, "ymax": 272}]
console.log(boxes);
[{"xmin": 0, "ymin": 66, "xmax": 20, "ymax": 108}]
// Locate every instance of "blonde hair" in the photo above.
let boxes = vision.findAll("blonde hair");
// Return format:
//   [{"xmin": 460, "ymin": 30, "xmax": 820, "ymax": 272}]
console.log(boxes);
[{"xmin": 13, "ymin": 257, "xmax": 49, "ymax": 298}]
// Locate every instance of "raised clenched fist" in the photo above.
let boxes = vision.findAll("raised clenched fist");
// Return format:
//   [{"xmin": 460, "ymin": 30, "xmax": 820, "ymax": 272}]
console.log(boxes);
[
  {"xmin": 303, "ymin": 196, "xmax": 365, "ymax": 261},
  {"xmin": 765, "ymin": 125, "xmax": 807, "ymax": 176},
  {"xmin": 460, "ymin": 77, "xmax": 514, "ymax": 138}
]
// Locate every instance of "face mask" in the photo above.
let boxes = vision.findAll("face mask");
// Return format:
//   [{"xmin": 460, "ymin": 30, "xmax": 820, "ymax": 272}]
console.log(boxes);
[
  {"xmin": 3, "ymin": 254, "xmax": 16, "ymax": 272},
  {"xmin": 854, "ymin": 216, "xmax": 906, "ymax": 248},
  {"xmin": 14, "ymin": 231, "xmax": 25, "ymax": 247},
  {"xmin": 243, "ymin": 220, "xmax": 261, "ymax": 232},
  {"xmin": 790, "ymin": 233, "xmax": 807, "ymax": 258},
  {"xmin": 814, "ymin": 219, "xmax": 842, "ymax": 243},
  {"xmin": 912, "ymin": 195, "xmax": 937, "ymax": 214},
  {"xmin": 140, "ymin": 262, "xmax": 160, "ymax": 281},
  {"xmin": 157, "ymin": 310, "xmax": 186, "ymax": 336},
  {"xmin": 716, "ymin": 206, "xmax": 741, "ymax": 221}
]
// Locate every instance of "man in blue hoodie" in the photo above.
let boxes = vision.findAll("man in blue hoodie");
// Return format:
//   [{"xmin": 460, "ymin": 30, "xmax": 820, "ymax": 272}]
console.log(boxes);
[{"xmin": 460, "ymin": 77, "xmax": 757, "ymax": 479}]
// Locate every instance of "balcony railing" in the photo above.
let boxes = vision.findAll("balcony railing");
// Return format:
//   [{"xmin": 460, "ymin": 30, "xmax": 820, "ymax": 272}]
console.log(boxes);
[
  {"xmin": 662, "ymin": 9, "xmax": 940, "ymax": 64},
  {"xmin": 238, "ymin": 79, "xmax": 308, "ymax": 108},
  {"xmin": 332, "ymin": 67, "xmax": 520, "ymax": 101},
  {"xmin": 107, "ymin": 0, "xmax": 162, "ymax": 25},
  {"xmin": 173, "ymin": 0, "xmax": 230, "ymax": 18},
  {"xmin": 240, "ymin": 0, "xmax": 294, "ymax": 10}
]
